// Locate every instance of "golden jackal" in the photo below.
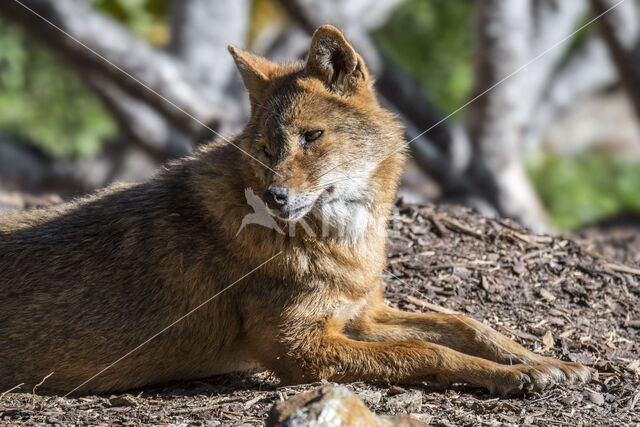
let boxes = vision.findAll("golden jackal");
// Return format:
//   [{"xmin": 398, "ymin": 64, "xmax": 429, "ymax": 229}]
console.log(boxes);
[{"xmin": 0, "ymin": 26, "xmax": 590, "ymax": 395}]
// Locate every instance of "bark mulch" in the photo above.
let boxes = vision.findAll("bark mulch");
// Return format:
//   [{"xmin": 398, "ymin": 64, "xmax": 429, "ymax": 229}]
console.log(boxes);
[{"xmin": 1, "ymin": 203, "xmax": 639, "ymax": 425}]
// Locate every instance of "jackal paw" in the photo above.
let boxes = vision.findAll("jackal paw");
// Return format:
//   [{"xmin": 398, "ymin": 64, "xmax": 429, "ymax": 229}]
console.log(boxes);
[
  {"xmin": 489, "ymin": 359, "xmax": 591, "ymax": 396},
  {"xmin": 530, "ymin": 357, "xmax": 592, "ymax": 385},
  {"xmin": 487, "ymin": 365, "xmax": 535, "ymax": 396}
]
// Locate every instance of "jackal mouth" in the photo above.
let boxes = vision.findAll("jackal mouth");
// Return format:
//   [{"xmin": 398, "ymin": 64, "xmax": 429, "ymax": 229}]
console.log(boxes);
[
  {"xmin": 268, "ymin": 185, "xmax": 336, "ymax": 221},
  {"xmin": 269, "ymin": 201, "xmax": 314, "ymax": 221}
]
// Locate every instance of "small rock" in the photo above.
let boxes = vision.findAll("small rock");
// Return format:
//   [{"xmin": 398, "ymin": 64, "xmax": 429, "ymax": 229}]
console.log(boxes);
[
  {"xmin": 108, "ymin": 394, "xmax": 138, "ymax": 407},
  {"xmin": 267, "ymin": 386, "xmax": 427, "ymax": 426}
]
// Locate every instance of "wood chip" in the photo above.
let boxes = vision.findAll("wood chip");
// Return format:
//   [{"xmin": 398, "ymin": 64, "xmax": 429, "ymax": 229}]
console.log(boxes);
[
  {"xmin": 559, "ymin": 329, "xmax": 574, "ymax": 339},
  {"xmin": 604, "ymin": 263, "xmax": 640, "ymax": 276},
  {"xmin": 627, "ymin": 360, "xmax": 640, "ymax": 374},
  {"xmin": 542, "ymin": 330, "xmax": 554, "ymax": 349},
  {"xmin": 244, "ymin": 395, "xmax": 270, "ymax": 409},
  {"xmin": 587, "ymin": 391, "xmax": 605, "ymax": 406},
  {"xmin": 513, "ymin": 260, "xmax": 527, "ymax": 275},
  {"xmin": 539, "ymin": 288, "xmax": 556, "ymax": 302},
  {"xmin": 440, "ymin": 217, "xmax": 484, "ymax": 239},
  {"xmin": 387, "ymin": 385, "xmax": 407, "ymax": 396},
  {"xmin": 108, "ymin": 395, "xmax": 138, "ymax": 407}
]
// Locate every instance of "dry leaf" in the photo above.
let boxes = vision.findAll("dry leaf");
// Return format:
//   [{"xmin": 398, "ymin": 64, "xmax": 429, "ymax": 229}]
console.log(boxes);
[
  {"xmin": 587, "ymin": 391, "xmax": 605, "ymax": 406},
  {"xmin": 542, "ymin": 330, "xmax": 554, "ymax": 349},
  {"xmin": 513, "ymin": 261, "xmax": 527, "ymax": 275}
]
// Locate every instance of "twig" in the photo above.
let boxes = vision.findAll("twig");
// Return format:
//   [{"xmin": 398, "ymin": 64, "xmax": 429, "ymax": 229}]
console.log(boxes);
[
  {"xmin": 427, "ymin": 215, "xmax": 448, "ymax": 237},
  {"xmin": 535, "ymin": 418, "xmax": 573, "ymax": 425},
  {"xmin": 0, "ymin": 383, "xmax": 24, "ymax": 400},
  {"xmin": 626, "ymin": 392, "xmax": 639, "ymax": 412},
  {"xmin": 509, "ymin": 230, "xmax": 552, "ymax": 246},
  {"xmin": 405, "ymin": 296, "xmax": 459, "ymax": 314},
  {"xmin": 439, "ymin": 217, "xmax": 484, "ymax": 239},
  {"xmin": 171, "ymin": 405, "xmax": 219, "ymax": 415},
  {"xmin": 32, "ymin": 371, "xmax": 54, "ymax": 395},
  {"xmin": 209, "ymin": 395, "xmax": 247, "ymax": 405},
  {"xmin": 244, "ymin": 394, "xmax": 271, "ymax": 409},
  {"xmin": 603, "ymin": 263, "xmax": 640, "ymax": 276},
  {"xmin": 426, "ymin": 262, "xmax": 498, "ymax": 272}
]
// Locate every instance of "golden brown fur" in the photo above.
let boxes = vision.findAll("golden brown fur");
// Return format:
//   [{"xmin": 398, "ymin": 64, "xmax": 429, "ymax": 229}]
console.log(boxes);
[{"xmin": 0, "ymin": 26, "xmax": 590, "ymax": 395}]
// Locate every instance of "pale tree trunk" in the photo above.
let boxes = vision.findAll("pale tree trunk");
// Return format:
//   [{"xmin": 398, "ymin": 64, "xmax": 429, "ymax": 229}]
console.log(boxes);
[
  {"xmin": 465, "ymin": 0, "xmax": 550, "ymax": 231},
  {"xmin": 526, "ymin": 0, "xmax": 589, "ymax": 111},
  {"xmin": 524, "ymin": 36, "xmax": 618, "ymax": 149},
  {"xmin": 169, "ymin": 0, "xmax": 250, "ymax": 134},
  {"xmin": 85, "ymin": 75, "xmax": 193, "ymax": 161}
]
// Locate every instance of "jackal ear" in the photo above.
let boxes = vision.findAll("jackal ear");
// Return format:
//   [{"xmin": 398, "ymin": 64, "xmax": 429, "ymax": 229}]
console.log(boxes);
[
  {"xmin": 304, "ymin": 25, "xmax": 370, "ymax": 96},
  {"xmin": 228, "ymin": 45, "xmax": 278, "ymax": 102}
]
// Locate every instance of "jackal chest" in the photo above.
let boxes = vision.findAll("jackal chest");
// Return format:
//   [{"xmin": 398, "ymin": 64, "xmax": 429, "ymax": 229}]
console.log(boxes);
[{"xmin": 329, "ymin": 297, "xmax": 368, "ymax": 323}]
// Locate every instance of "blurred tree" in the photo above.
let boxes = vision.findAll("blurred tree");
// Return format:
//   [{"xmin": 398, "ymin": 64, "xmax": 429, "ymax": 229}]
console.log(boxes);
[
  {"xmin": 529, "ymin": 149, "xmax": 640, "ymax": 229},
  {"xmin": 0, "ymin": 18, "xmax": 116, "ymax": 157},
  {"xmin": 92, "ymin": 0, "xmax": 168, "ymax": 45},
  {"xmin": 0, "ymin": 0, "xmax": 639, "ymax": 231},
  {"xmin": 374, "ymin": 0, "xmax": 473, "ymax": 113}
]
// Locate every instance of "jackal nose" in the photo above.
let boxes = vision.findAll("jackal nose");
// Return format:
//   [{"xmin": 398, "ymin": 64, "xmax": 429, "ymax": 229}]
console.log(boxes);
[{"xmin": 263, "ymin": 186, "xmax": 288, "ymax": 210}]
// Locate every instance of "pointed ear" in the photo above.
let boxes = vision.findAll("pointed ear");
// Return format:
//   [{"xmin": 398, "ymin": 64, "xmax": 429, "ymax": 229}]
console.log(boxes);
[
  {"xmin": 228, "ymin": 45, "xmax": 278, "ymax": 102},
  {"xmin": 304, "ymin": 25, "xmax": 370, "ymax": 96}
]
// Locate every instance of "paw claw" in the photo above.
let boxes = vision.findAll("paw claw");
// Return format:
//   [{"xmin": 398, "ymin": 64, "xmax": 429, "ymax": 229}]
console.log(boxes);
[{"xmin": 486, "ymin": 357, "xmax": 592, "ymax": 396}]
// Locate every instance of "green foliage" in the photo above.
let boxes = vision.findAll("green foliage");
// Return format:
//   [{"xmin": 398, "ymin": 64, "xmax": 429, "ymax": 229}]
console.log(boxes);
[
  {"xmin": 92, "ymin": 0, "xmax": 167, "ymax": 45},
  {"xmin": 0, "ymin": 1, "xmax": 167, "ymax": 158},
  {"xmin": 0, "ymin": 19, "xmax": 117, "ymax": 157},
  {"xmin": 374, "ymin": 0, "xmax": 473, "ymax": 114},
  {"xmin": 527, "ymin": 149, "xmax": 640, "ymax": 230}
]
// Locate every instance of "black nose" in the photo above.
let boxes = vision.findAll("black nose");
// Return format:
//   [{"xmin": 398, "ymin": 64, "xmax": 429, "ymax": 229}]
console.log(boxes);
[{"xmin": 263, "ymin": 186, "xmax": 288, "ymax": 210}]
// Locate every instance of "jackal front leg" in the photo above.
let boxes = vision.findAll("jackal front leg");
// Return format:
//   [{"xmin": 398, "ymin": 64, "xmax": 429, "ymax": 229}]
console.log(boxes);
[
  {"xmin": 267, "ymin": 320, "xmax": 562, "ymax": 395},
  {"xmin": 345, "ymin": 305, "xmax": 591, "ymax": 390}
]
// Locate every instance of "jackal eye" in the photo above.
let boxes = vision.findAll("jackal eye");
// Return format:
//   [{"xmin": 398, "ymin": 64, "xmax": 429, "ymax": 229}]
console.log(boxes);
[
  {"xmin": 302, "ymin": 130, "xmax": 323, "ymax": 146},
  {"xmin": 263, "ymin": 146, "xmax": 273, "ymax": 160}
]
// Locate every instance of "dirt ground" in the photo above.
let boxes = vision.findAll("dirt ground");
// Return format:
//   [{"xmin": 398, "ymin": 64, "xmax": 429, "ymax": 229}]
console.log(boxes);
[{"xmin": 1, "ymin": 202, "xmax": 639, "ymax": 426}]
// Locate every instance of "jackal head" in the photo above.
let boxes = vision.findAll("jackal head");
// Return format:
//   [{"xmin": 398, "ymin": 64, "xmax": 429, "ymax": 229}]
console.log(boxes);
[{"xmin": 229, "ymin": 25, "xmax": 405, "ymax": 240}]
